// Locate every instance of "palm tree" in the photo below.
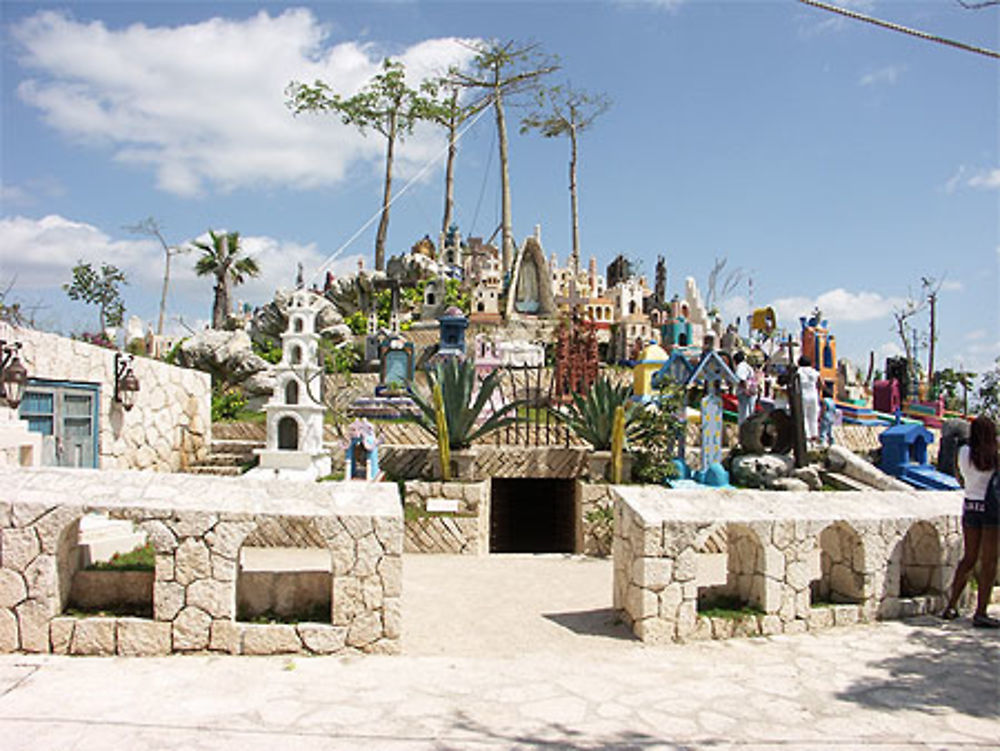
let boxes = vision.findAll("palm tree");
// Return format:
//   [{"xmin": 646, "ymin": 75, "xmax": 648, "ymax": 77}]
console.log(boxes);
[{"xmin": 193, "ymin": 230, "xmax": 260, "ymax": 329}]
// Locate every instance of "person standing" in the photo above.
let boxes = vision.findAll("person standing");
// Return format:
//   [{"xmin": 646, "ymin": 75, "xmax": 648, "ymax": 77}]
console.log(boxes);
[
  {"xmin": 796, "ymin": 355, "xmax": 821, "ymax": 444},
  {"xmin": 819, "ymin": 384, "xmax": 838, "ymax": 447},
  {"xmin": 733, "ymin": 351, "xmax": 758, "ymax": 425},
  {"xmin": 942, "ymin": 415, "xmax": 999, "ymax": 628}
]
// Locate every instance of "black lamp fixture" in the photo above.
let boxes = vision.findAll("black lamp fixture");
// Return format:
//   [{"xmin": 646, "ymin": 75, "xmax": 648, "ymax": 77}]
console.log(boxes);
[
  {"xmin": 0, "ymin": 339, "xmax": 28, "ymax": 409},
  {"xmin": 114, "ymin": 352, "xmax": 140, "ymax": 411}
]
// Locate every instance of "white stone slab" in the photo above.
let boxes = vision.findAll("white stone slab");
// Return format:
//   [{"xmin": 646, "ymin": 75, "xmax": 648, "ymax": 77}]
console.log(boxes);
[
  {"xmin": 426, "ymin": 498, "xmax": 460, "ymax": 513},
  {"xmin": 0, "ymin": 466, "xmax": 401, "ymax": 519},
  {"xmin": 614, "ymin": 485, "xmax": 961, "ymax": 525}
]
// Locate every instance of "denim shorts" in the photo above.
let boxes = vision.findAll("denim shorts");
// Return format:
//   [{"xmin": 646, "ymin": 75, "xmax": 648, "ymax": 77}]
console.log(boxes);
[{"xmin": 963, "ymin": 495, "xmax": 999, "ymax": 529}]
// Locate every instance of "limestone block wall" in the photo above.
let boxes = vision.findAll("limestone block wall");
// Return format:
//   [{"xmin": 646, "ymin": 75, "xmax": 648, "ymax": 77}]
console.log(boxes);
[
  {"xmin": 0, "ymin": 467, "xmax": 401, "ymax": 656},
  {"xmin": 8, "ymin": 325, "xmax": 211, "ymax": 471},
  {"xmin": 579, "ymin": 482, "xmax": 616, "ymax": 557},
  {"xmin": 613, "ymin": 486, "xmax": 968, "ymax": 643},
  {"xmin": 403, "ymin": 480, "xmax": 489, "ymax": 554}
]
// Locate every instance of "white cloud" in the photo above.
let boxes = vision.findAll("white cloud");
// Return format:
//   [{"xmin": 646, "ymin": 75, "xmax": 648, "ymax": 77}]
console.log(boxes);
[
  {"xmin": 940, "ymin": 279, "xmax": 963, "ymax": 292},
  {"xmin": 859, "ymin": 64, "xmax": 906, "ymax": 87},
  {"xmin": 0, "ymin": 214, "xmax": 156, "ymax": 287},
  {"xmin": 12, "ymin": 10, "xmax": 478, "ymax": 197},
  {"xmin": 968, "ymin": 168, "xmax": 1000, "ymax": 191},
  {"xmin": 0, "ymin": 214, "xmax": 363, "ymax": 327},
  {"xmin": 876, "ymin": 341, "xmax": 904, "ymax": 361},
  {"xmin": 943, "ymin": 165, "xmax": 1000, "ymax": 193},
  {"xmin": 797, "ymin": 1, "xmax": 877, "ymax": 37},
  {"xmin": 615, "ymin": 0, "xmax": 686, "ymax": 11},
  {"xmin": 769, "ymin": 288, "xmax": 904, "ymax": 324},
  {"xmin": 943, "ymin": 165, "xmax": 966, "ymax": 194},
  {"xmin": 0, "ymin": 177, "xmax": 64, "ymax": 207}
]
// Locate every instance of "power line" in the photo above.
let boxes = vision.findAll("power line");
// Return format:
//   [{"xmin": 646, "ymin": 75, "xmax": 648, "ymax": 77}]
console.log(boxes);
[
  {"xmin": 798, "ymin": 0, "xmax": 1000, "ymax": 60},
  {"xmin": 309, "ymin": 101, "xmax": 492, "ymax": 286}
]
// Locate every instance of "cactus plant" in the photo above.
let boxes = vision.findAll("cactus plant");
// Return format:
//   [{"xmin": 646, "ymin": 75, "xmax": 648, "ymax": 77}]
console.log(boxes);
[
  {"xmin": 553, "ymin": 376, "xmax": 640, "ymax": 451},
  {"xmin": 409, "ymin": 358, "xmax": 521, "ymax": 450}
]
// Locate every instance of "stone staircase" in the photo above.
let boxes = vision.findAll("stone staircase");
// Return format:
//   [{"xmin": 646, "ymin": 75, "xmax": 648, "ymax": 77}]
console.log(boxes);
[{"xmin": 184, "ymin": 439, "xmax": 261, "ymax": 477}]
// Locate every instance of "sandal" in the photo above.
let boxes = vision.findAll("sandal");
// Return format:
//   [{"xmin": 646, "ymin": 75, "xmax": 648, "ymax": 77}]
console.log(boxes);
[
  {"xmin": 940, "ymin": 607, "xmax": 960, "ymax": 621},
  {"xmin": 972, "ymin": 613, "xmax": 1000, "ymax": 629}
]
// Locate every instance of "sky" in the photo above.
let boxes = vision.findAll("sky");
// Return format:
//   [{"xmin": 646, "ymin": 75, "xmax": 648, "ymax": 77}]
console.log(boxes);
[{"xmin": 1, "ymin": 0, "xmax": 997, "ymax": 377}]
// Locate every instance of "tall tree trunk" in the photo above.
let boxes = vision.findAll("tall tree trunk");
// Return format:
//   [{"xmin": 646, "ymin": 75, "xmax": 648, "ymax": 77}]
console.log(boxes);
[
  {"xmin": 569, "ymin": 125, "xmax": 580, "ymax": 280},
  {"xmin": 494, "ymin": 88, "xmax": 514, "ymax": 276},
  {"xmin": 927, "ymin": 292, "xmax": 936, "ymax": 398},
  {"xmin": 212, "ymin": 274, "xmax": 229, "ymax": 329},
  {"xmin": 442, "ymin": 94, "xmax": 458, "ymax": 235},
  {"xmin": 158, "ymin": 250, "xmax": 171, "ymax": 336},
  {"xmin": 375, "ymin": 116, "xmax": 397, "ymax": 272}
]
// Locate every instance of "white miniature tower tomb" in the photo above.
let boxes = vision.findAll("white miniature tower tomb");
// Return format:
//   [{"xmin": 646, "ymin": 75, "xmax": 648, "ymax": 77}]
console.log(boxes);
[{"xmin": 251, "ymin": 290, "xmax": 331, "ymax": 481}]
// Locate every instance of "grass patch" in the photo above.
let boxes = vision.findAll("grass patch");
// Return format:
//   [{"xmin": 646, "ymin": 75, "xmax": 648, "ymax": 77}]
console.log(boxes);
[
  {"xmin": 85, "ymin": 543, "xmax": 155, "ymax": 572},
  {"xmin": 238, "ymin": 603, "xmax": 329, "ymax": 625},
  {"xmin": 403, "ymin": 504, "xmax": 477, "ymax": 522},
  {"xmin": 65, "ymin": 603, "xmax": 153, "ymax": 619},
  {"xmin": 698, "ymin": 595, "xmax": 764, "ymax": 620}
]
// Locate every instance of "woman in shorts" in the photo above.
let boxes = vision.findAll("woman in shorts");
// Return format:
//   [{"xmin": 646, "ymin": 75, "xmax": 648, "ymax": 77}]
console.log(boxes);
[{"xmin": 941, "ymin": 415, "xmax": 999, "ymax": 628}]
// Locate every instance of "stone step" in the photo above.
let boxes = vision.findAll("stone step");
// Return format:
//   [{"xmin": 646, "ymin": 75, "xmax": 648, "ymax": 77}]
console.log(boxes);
[
  {"xmin": 819, "ymin": 470, "xmax": 870, "ymax": 492},
  {"xmin": 184, "ymin": 465, "xmax": 244, "ymax": 477},
  {"xmin": 199, "ymin": 454, "xmax": 248, "ymax": 467},
  {"xmin": 210, "ymin": 439, "xmax": 263, "ymax": 455}
]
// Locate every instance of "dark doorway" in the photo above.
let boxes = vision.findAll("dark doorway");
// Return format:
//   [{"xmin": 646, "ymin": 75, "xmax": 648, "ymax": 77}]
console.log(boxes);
[
  {"xmin": 490, "ymin": 478, "xmax": 576, "ymax": 553},
  {"xmin": 277, "ymin": 417, "xmax": 299, "ymax": 450}
]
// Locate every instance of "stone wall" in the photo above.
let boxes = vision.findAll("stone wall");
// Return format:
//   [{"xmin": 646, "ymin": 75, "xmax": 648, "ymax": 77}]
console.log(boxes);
[
  {"xmin": 613, "ymin": 486, "xmax": 971, "ymax": 643},
  {"xmin": 579, "ymin": 482, "xmax": 616, "ymax": 557},
  {"xmin": 0, "ymin": 467, "xmax": 401, "ymax": 656},
  {"xmin": 403, "ymin": 479, "xmax": 618, "ymax": 557},
  {"xmin": 403, "ymin": 480, "xmax": 489, "ymax": 554},
  {"xmin": 5, "ymin": 325, "xmax": 212, "ymax": 471}
]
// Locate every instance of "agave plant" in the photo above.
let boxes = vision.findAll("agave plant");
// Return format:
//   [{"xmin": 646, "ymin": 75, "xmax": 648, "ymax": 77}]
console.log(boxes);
[
  {"xmin": 408, "ymin": 358, "xmax": 521, "ymax": 450},
  {"xmin": 554, "ymin": 376, "xmax": 641, "ymax": 450}
]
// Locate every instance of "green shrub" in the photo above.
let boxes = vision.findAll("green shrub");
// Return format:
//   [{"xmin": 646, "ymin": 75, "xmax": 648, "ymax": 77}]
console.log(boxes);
[
  {"xmin": 86, "ymin": 542, "xmax": 155, "ymax": 572},
  {"xmin": 345, "ymin": 311, "xmax": 367, "ymax": 335},
  {"xmin": 253, "ymin": 338, "xmax": 282, "ymax": 364},
  {"xmin": 163, "ymin": 338, "xmax": 187, "ymax": 365},
  {"xmin": 212, "ymin": 387, "xmax": 247, "ymax": 421}
]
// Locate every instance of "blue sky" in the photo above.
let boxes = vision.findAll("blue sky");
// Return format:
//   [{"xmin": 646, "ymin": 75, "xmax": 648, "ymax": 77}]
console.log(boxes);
[{"xmin": 1, "ymin": 0, "xmax": 997, "ymax": 375}]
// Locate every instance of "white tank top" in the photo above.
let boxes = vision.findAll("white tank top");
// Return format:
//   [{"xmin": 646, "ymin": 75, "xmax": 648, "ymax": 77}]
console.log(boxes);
[{"xmin": 958, "ymin": 445, "xmax": 994, "ymax": 501}]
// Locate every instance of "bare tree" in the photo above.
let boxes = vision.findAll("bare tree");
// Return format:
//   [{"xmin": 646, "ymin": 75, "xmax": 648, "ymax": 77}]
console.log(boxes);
[
  {"xmin": 422, "ymin": 74, "xmax": 488, "ymax": 235},
  {"xmin": 920, "ymin": 276, "xmax": 944, "ymax": 397},
  {"xmin": 448, "ymin": 40, "xmax": 559, "ymax": 276},
  {"xmin": 521, "ymin": 84, "xmax": 610, "ymax": 292},
  {"xmin": 288, "ymin": 59, "xmax": 438, "ymax": 272},
  {"xmin": 891, "ymin": 292, "xmax": 927, "ymax": 388},
  {"xmin": 124, "ymin": 217, "xmax": 188, "ymax": 336},
  {"xmin": 705, "ymin": 257, "xmax": 746, "ymax": 314}
]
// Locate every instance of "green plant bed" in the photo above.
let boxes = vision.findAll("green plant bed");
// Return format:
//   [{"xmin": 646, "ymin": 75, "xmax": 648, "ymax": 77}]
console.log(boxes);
[
  {"xmin": 698, "ymin": 595, "xmax": 764, "ymax": 620},
  {"xmin": 85, "ymin": 543, "xmax": 155, "ymax": 572},
  {"xmin": 238, "ymin": 603, "xmax": 330, "ymax": 625},
  {"xmin": 404, "ymin": 505, "xmax": 477, "ymax": 523},
  {"xmin": 65, "ymin": 604, "xmax": 153, "ymax": 619}
]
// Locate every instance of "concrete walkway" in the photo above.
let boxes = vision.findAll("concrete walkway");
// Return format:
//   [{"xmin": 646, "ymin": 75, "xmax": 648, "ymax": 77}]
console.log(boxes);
[{"xmin": 1, "ymin": 555, "xmax": 997, "ymax": 750}]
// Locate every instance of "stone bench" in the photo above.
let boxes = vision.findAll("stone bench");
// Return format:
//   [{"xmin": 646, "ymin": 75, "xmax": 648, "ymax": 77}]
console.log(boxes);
[
  {"xmin": 612, "ymin": 486, "xmax": 966, "ymax": 643},
  {"xmin": 0, "ymin": 467, "xmax": 401, "ymax": 656}
]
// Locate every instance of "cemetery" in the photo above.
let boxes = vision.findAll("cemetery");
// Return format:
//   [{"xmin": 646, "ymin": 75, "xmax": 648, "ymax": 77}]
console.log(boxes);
[{"xmin": 1, "ymin": 223, "xmax": 993, "ymax": 654}]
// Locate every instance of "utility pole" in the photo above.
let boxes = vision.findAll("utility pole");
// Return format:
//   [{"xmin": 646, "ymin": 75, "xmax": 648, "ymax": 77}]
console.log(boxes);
[{"xmin": 924, "ymin": 278, "xmax": 938, "ymax": 398}]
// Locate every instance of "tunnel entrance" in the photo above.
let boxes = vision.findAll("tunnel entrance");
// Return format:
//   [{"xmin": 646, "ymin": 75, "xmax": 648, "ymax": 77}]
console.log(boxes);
[{"xmin": 489, "ymin": 478, "xmax": 577, "ymax": 553}]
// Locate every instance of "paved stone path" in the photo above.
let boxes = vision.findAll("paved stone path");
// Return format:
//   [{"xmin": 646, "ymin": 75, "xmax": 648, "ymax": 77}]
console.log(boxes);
[{"xmin": 1, "ymin": 555, "xmax": 997, "ymax": 749}]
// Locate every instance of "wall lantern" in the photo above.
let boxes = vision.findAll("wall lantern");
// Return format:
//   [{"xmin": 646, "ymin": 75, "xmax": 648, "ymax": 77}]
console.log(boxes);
[
  {"xmin": 114, "ymin": 352, "xmax": 140, "ymax": 411},
  {"xmin": 0, "ymin": 340, "xmax": 28, "ymax": 409}
]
